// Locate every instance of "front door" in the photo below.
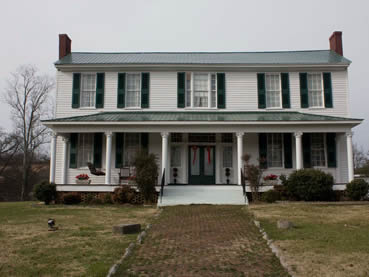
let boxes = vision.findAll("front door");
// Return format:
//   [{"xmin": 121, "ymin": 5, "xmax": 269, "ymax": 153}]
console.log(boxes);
[{"xmin": 188, "ymin": 146, "xmax": 215, "ymax": 185}]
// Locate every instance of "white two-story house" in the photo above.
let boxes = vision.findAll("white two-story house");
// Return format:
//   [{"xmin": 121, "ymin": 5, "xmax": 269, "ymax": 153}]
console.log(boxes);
[{"xmin": 43, "ymin": 31, "xmax": 362, "ymax": 200}]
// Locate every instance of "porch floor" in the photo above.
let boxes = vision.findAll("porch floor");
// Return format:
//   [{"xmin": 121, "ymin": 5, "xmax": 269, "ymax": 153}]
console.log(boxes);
[{"xmin": 158, "ymin": 185, "xmax": 248, "ymax": 206}]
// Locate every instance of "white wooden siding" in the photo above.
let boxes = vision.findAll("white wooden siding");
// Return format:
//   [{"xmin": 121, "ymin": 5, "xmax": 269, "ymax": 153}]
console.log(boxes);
[{"xmin": 55, "ymin": 70, "xmax": 350, "ymax": 118}]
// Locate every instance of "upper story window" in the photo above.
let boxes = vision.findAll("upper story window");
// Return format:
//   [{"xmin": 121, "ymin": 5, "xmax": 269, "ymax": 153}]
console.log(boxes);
[
  {"xmin": 307, "ymin": 73, "xmax": 324, "ymax": 108},
  {"xmin": 185, "ymin": 73, "xmax": 217, "ymax": 108},
  {"xmin": 80, "ymin": 74, "xmax": 96, "ymax": 108},
  {"xmin": 265, "ymin": 74, "xmax": 281, "ymax": 108},
  {"xmin": 126, "ymin": 73, "xmax": 141, "ymax": 108}
]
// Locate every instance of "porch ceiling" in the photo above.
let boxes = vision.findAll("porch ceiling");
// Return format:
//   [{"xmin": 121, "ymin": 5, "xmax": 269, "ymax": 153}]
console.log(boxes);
[{"xmin": 42, "ymin": 111, "xmax": 362, "ymax": 126}]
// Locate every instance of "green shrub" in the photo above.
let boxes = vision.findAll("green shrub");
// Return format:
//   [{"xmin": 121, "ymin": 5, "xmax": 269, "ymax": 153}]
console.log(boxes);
[
  {"xmin": 273, "ymin": 185, "xmax": 289, "ymax": 200},
  {"xmin": 346, "ymin": 179, "xmax": 369, "ymax": 201},
  {"xmin": 113, "ymin": 187, "xmax": 136, "ymax": 204},
  {"xmin": 62, "ymin": 193, "xmax": 82, "ymax": 205},
  {"xmin": 33, "ymin": 181, "xmax": 57, "ymax": 205},
  {"xmin": 89, "ymin": 198, "xmax": 103, "ymax": 205},
  {"xmin": 261, "ymin": 189, "xmax": 280, "ymax": 203},
  {"xmin": 84, "ymin": 194, "xmax": 95, "ymax": 204},
  {"xmin": 285, "ymin": 169, "xmax": 334, "ymax": 201},
  {"xmin": 103, "ymin": 193, "xmax": 113, "ymax": 204},
  {"xmin": 134, "ymin": 151, "xmax": 159, "ymax": 203}
]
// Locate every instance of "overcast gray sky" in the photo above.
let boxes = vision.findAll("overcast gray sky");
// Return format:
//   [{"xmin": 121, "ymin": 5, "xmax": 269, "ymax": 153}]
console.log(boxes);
[{"xmin": 1, "ymin": 0, "xmax": 368, "ymax": 148}]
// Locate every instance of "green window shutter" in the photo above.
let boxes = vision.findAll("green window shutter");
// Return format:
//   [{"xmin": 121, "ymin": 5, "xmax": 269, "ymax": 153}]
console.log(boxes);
[
  {"xmin": 259, "ymin": 133, "xmax": 268, "ymax": 169},
  {"xmin": 327, "ymin": 133, "xmax": 337, "ymax": 168},
  {"xmin": 141, "ymin": 73, "xmax": 150, "ymax": 108},
  {"xmin": 117, "ymin": 73, "xmax": 126, "ymax": 108},
  {"xmin": 72, "ymin": 73, "xmax": 80, "ymax": 108},
  {"xmin": 281, "ymin": 73, "xmax": 290, "ymax": 108},
  {"xmin": 302, "ymin": 133, "xmax": 312, "ymax": 168},
  {"xmin": 217, "ymin": 73, "xmax": 226, "ymax": 109},
  {"xmin": 323, "ymin": 72, "xmax": 333, "ymax": 108},
  {"xmin": 93, "ymin": 133, "xmax": 103, "ymax": 168},
  {"xmin": 69, "ymin": 133, "xmax": 78, "ymax": 168},
  {"xmin": 141, "ymin": 133, "xmax": 149, "ymax": 153},
  {"xmin": 300, "ymin": 73, "xmax": 309, "ymax": 108},
  {"xmin": 96, "ymin": 73, "xmax": 105, "ymax": 108},
  {"xmin": 177, "ymin": 72, "xmax": 185, "ymax": 108},
  {"xmin": 115, "ymin": 133, "xmax": 124, "ymax": 168},
  {"xmin": 283, "ymin": 133, "xmax": 293, "ymax": 168},
  {"xmin": 257, "ymin": 73, "xmax": 266, "ymax": 109}
]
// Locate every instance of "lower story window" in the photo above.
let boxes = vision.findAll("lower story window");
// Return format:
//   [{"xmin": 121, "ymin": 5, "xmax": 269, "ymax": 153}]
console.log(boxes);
[
  {"xmin": 124, "ymin": 133, "xmax": 140, "ymax": 166},
  {"xmin": 223, "ymin": 146, "xmax": 233, "ymax": 168},
  {"xmin": 311, "ymin": 133, "xmax": 326, "ymax": 167},
  {"xmin": 170, "ymin": 146, "xmax": 181, "ymax": 167},
  {"xmin": 77, "ymin": 133, "xmax": 94, "ymax": 167},
  {"xmin": 267, "ymin": 134, "xmax": 283, "ymax": 168}
]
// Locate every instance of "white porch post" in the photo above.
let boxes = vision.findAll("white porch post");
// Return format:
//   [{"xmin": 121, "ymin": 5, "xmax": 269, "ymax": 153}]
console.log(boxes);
[
  {"xmin": 346, "ymin": 131, "xmax": 354, "ymax": 182},
  {"xmin": 105, "ymin": 132, "xmax": 113, "ymax": 185},
  {"xmin": 161, "ymin": 132, "xmax": 169, "ymax": 185},
  {"xmin": 49, "ymin": 132, "xmax": 57, "ymax": 183},
  {"xmin": 61, "ymin": 136, "xmax": 69, "ymax": 184},
  {"xmin": 236, "ymin": 132, "xmax": 244, "ymax": 185},
  {"xmin": 294, "ymin": 132, "xmax": 303, "ymax": 170}
]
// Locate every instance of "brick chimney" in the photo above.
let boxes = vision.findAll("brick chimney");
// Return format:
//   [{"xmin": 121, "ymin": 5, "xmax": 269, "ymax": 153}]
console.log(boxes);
[
  {"xmin": 329, "ymin": 31, "xmax": 343, "ymax": 56},
  {"xmin": 59, "ymin": 34, "xmax": 72, "ymax": 59}
]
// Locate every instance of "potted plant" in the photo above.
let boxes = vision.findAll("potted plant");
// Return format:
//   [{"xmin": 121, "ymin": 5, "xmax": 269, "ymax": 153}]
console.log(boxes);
[
  {"xmin": 263, "ymin": 174, "xmax": 278, "ymax": 186},
  {"xmin": 75, "ymin": 174, "xmax": 91, "ymax": 185}
]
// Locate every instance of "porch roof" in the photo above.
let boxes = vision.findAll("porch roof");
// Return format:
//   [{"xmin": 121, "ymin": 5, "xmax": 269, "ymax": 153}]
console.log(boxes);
[{"xmin": 42, "ymin": 111, "xmax": 362, "ymax": 125}]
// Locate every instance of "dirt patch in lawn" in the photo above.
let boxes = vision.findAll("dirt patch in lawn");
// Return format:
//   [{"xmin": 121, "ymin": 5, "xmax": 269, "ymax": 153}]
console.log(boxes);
[{"xmin": 115, "ymin": 205, "xmax": 288, "ymax": 277}]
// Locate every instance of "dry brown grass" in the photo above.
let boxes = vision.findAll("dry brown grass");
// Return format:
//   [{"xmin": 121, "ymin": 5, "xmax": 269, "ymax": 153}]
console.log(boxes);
[
  {"xmin": 249, "ymin": 202, "xmax": 369, "ymax": 277},
  {"xmin": 0, "ymin": 202, "xmax": 157, "ymax": 277}
]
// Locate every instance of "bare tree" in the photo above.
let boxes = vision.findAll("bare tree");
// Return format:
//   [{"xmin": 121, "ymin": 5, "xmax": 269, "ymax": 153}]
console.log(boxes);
[
  {"xmin": 353, "ymin": 143, "xmax": 369, "ymax": 170},
  {"xmin": 0, "ymin": 128, "xmax": 20, "ymax": 176},
  {"xmin": 4, "ymin": 65, "xmax": 54, "ymax": 200}
]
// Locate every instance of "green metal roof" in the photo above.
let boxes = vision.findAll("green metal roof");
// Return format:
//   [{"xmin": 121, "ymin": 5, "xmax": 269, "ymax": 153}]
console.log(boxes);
[
  {"xmin": 43, "ymin": 111, "xmax": 361, "ymax": 123},
  {"xmin": 55, "ymin": 50, "xmax": 351, "ymax": 66}
]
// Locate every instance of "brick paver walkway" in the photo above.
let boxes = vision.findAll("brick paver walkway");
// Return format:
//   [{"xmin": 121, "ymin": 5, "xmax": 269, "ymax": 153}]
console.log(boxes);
[{"xmin": 115, "ymin": 205, "xmax": 288, "ymax": 277}]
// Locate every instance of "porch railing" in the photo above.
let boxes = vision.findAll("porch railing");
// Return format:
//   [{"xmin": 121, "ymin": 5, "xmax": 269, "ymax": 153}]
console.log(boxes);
[{"xmin": 160, "ymin": 169, "xmax": 165, "ymax": 203}]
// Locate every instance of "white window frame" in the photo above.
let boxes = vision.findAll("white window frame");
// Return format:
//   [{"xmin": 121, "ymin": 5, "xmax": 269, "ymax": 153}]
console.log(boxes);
[
  {"xmin": 77, "ymin": 133, "xmax": 94, "ymax": 168},
  {"xmin": 307, "ymin": 72, "xmax": 325, "ymax": 109},
  {"xmin": 267, "ymin": 133, "xmax": 284, "ymax": 169},
  {"xmin": 80, "ymin": 73, "xmax": 97, "ymax": 109},
  {"xmin": 170, "ymin": 145, "xmax": 182, "ymax": 168},
  {"xmin": 311, "ymin": 133, "xmax": 327, "ymax": 168},
  {"xmin": 222, "ymin": 145, "xmax": 233, "ymax": 168},
  {"xmin": 185, "ymin": 72, "xmax": 218, "ymax": 109},
  {"xmin": 123, "ymin": 133, "xmax": 141, "ymax": 166},
  {"xmin": 265, "ymin": 73, "xmax": 283, "ymax": 109},
  {"xmin": 125, "ymin": 73, "xmax": 142, "ymax": 109}
]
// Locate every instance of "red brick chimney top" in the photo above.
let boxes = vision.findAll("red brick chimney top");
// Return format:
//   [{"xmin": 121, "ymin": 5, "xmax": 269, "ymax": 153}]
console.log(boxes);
[
  {"xmin": 59, "ymin": 34, "xmax": 72, "ymax": 60},
  {"xmin": 329, "ymin": 31, "xmax": 343, "ymax": 56}
]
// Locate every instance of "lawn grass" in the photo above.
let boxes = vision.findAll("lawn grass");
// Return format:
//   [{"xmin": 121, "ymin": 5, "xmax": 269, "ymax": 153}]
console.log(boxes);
[
  {"xmin": 249, "ymin": 202, "xmax": 369, "ymax": 277},
  {"xmin": 0, "ymin": 202, "xmax": 157, "ymax": 277}
]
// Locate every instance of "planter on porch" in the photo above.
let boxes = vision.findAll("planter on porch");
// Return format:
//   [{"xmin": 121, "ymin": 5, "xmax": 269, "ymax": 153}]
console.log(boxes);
[{"xmin": 75, "ymin": 179, "xmax": 91, "ymax": 185}]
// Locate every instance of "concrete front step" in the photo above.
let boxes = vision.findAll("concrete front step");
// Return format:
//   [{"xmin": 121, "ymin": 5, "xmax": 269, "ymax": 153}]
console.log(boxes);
[{"xmin": 158, "ymin": 185, "xmax": 248, "ymax": 206}]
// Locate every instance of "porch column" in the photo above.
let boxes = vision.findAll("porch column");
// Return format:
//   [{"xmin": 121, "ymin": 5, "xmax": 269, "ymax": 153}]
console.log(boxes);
[
  {"xmin": 105, "ymin": 132, "xmax": 113, "ymax": 185},
  {"xmin": 161, "ymin": 132, "xmax": 169, "ymax": 185},
  {"xmin": 346, "ymin": 131, "xmax": 354, "ymax": 182},
  {"xmin": 294, "ymin": 132, "xmax": 303, "ymax": 170},
  {"xmin": 49, "ymin": 132, "xmax": 57, "ymax": 183},
  {"xmin": 236, "ymin": 132, "xmax": 244, "ymax": 185},
  {"xmin": 61, "ymin": 136, "xmax": 69, "ymax": 184}
]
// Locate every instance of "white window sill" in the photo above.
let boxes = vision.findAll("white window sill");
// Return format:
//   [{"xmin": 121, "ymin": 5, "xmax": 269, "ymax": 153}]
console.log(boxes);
[
  {"xmin": 184, "ymin": 107, "xmax": 218, "ymax": 110},
  {"xmin": 79, "ymin": 107, "xmax": 96, "ymax": 110},
  {"xmin": 308, "ymin": 107, "xmax": 325, "ymax": 110},
  {"xmin": 124, "ymin": 107, "xmax": 142, "ymax": 110},
  {"xmin": 265, "ymin": 107, "xmax": 283, "ymax": 110}
]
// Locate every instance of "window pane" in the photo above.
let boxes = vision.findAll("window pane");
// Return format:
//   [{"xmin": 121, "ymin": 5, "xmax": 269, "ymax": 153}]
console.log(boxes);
[
  {"xmin": 193, "ymin": 73, "xmax": 208, "ymax": 107},
  {"xmin": 124, "ymin": 133, "xmax": 140, "ymax": 166},
  {"xmin": 77, "ymin": 133, "xmax": 94, "ymax": 167},
  {"xmin": 308, "ymin": 73, "xmax": 323, "ymax": 107},
  {"xmin": 267, "ymin": 133, "xmax": 283, "ymax": 167},
  {"xmin": 204, "ymin": 147, "xmax": 214, "ymax": 176},
  {"xmin": 126, "ymin": 74, "xmax": 141, "ymax": 107},
  {"xmin": 311, "ymin": 133, "xmax": 326, "ymax": 166},
  {"xmin": 221, "ymin": 133, "xmax": 233, "ymax": 143},
  {"xmin": 223, "ymin": 146, "xmax": 233, "ymax": 168},
  {"xmin": 171, "ymin": 133, "xmax": 183, "ymax": 143},
  {"xmin": 80, "ymin": 74, "xmax": 96, "ymax": 107},
  {"xmin": 265, "ymin": 74, "xmax": 281, "ymax": 108},
  {"xmin": 171, "ymin": 146, "xmax": 181, "ymax": 167},
  {"xmin": 186, "ymin": 73, "xmax": 191, "ymax": 107},
  {"xmin": 211, "ymin": 74, "xmax": 216, "ymax": 108}
]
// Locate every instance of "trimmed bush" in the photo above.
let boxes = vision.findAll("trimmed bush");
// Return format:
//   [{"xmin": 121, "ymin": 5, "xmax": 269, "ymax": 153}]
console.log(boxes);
[
  {"xmin": 261, "ymin": 189, "xmax": 280, "ymax": 203},
  {"xmin": 103, "ymin": 193, "xmax": 113, "ymax": 204},
  {"xmin": 346, "ymin": 179, "xmax": 369, "ymax": 201},
  {"xmin": 285, "ymin": 169, "xmax": 334, "ymax": 201},
  {"xmin": 62, "ymin": 193, "xmax": 82, "ymax": 205},
  {"xmin": 113, "ymin": 187, "xmax": 136, "ymax": 204},
  {"xmin": 84, "ymin": 193, "xmax": 95, "ymax": 204},
  {"xmin": 33, "ymin": 181, "xmax": 57, "ymax": 205}
]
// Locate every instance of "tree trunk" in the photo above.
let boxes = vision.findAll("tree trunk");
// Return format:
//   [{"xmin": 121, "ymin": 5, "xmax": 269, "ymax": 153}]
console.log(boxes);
[{"xmin": 21, "ymin": 153, "xmax": 29, "ymax": 201}]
